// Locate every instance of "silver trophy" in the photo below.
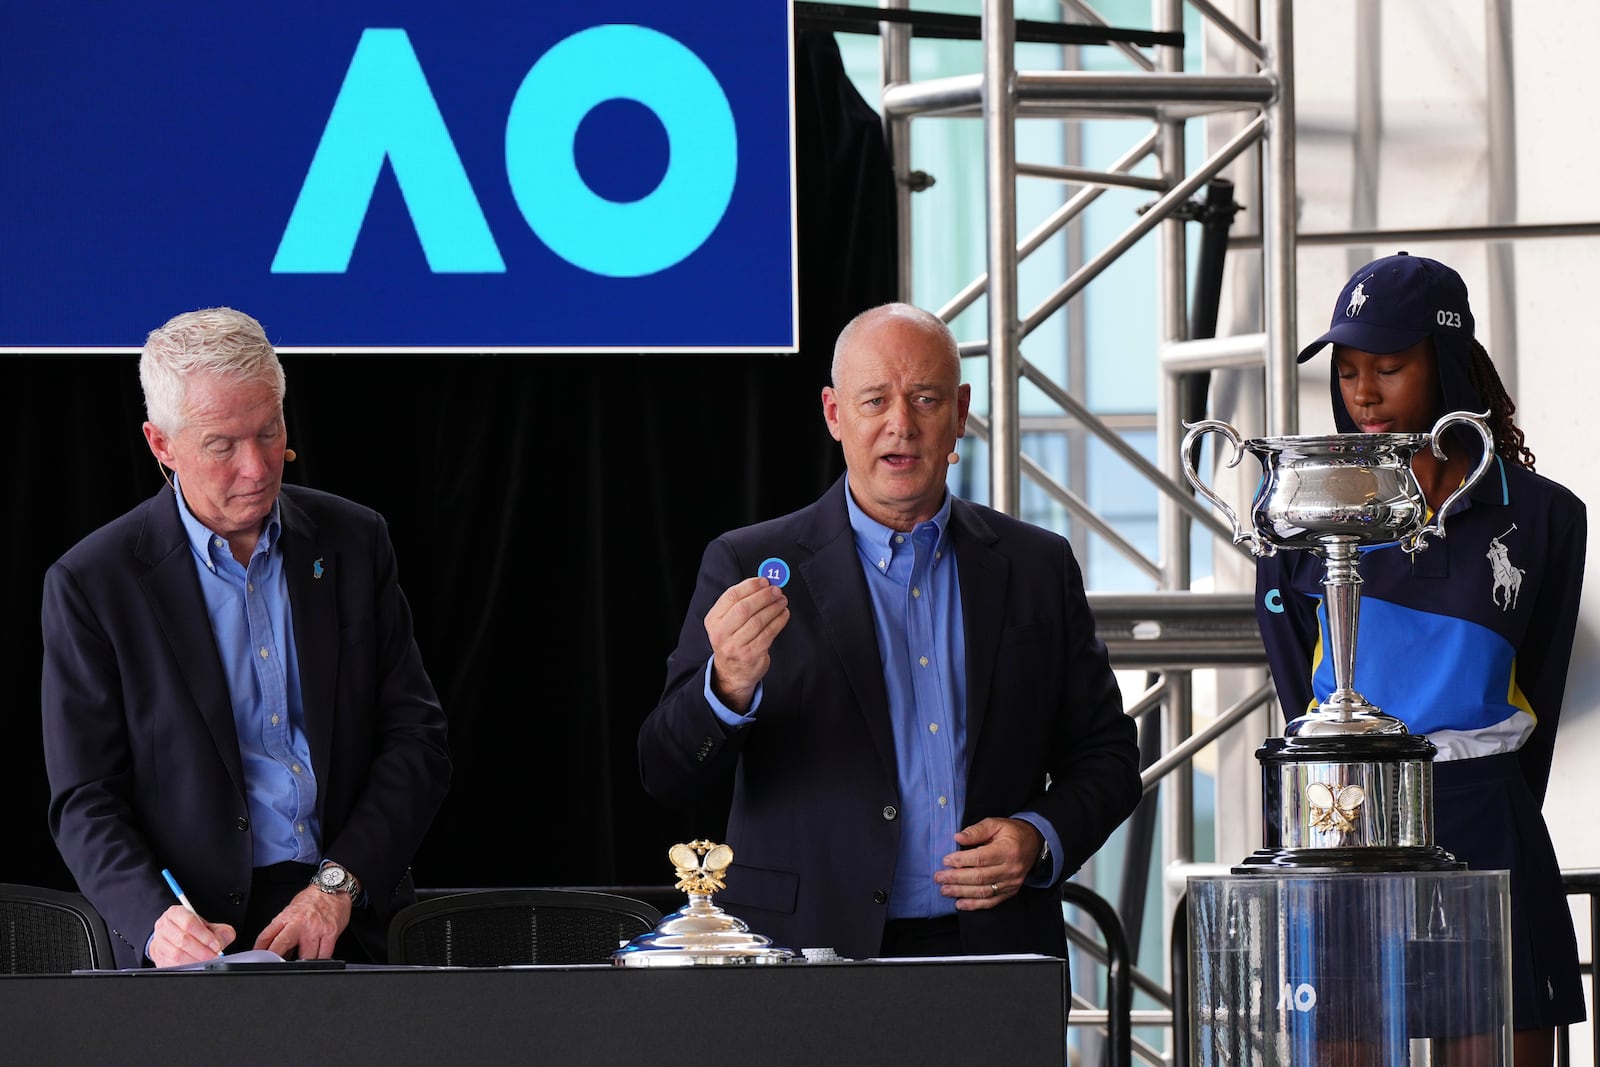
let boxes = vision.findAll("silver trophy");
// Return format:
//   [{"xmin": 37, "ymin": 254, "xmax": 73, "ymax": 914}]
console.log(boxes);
[
  {"xmin": 1181, "ymin": 409, "xmax": 1513, "ymax": 1059},
  {"xmin": 1183, "ymin": 410, "xmax": 1494, "ymax": 870},
  {"xmin": 612, "ymin": 840, "xmax": 795, "ymax": 966},
  {"xmin": 1183, "ymin": 409, "xmax": 1494, "ymax": 734}
]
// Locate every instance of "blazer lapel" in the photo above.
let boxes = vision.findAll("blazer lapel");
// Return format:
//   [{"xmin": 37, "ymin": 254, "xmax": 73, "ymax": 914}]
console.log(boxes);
[
  {"xmin": 136, "ymin": 487, "xmax": 246, "ymax": 795},
  {"xmin": 795, "ymin": 482, "xmax": 897, "ymax": 779},
  {"xmin": 278, "ymin": 491, "xmax": 338, "ymax": 795},
  {"xmin": 950, "ymin": 500, "xmax": 1006, "ymax": 765}
]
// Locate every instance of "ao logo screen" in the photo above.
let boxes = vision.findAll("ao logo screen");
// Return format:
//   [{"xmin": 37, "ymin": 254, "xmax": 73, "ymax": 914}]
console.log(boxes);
[{"xmin": 1, "ymin": 3, "xmax": 797, "ymax": 352}]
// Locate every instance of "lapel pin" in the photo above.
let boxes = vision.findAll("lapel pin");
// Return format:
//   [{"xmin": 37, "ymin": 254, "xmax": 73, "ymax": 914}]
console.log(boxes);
[{"xmin": 313, "ymin": 558, "xmax": 324, "ymax": 580}]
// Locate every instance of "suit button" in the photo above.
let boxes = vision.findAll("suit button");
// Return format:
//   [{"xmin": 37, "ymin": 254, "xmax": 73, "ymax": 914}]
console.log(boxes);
[
  {"xmin": 872, "ymin": 891, "xmax": 887, "ymax": 905},
  {"xmin": 235, "ymin": 816, "xmax": 250, "ymax": 831},
  {"xmin": 881, "ymin": 805, "xmax": 897, "ymax": 821},
  {"xmin": 228, "ymin": 892, "xmax": 244, "ymax": 906}
]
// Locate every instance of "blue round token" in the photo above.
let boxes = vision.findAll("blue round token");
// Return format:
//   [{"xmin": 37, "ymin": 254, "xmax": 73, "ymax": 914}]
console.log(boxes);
[{"xmin": 756, "ymin": 557, "xmax": 791, "ymax": 588}]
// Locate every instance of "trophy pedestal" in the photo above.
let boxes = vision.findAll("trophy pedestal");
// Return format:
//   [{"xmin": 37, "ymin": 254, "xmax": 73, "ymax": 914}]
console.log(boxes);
[
  {"xmin": 1188, "ymin": 870, "xmax": 1511, "ymax": 1064},
  {"xmin": 1235, "ymin": 735, "xmax": 1460, "ymax": 874}
]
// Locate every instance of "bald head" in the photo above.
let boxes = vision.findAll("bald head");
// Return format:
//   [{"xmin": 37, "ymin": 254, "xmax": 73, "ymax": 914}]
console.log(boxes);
[{"xmin": 832, "ymin": 303, "xmax": 960, "ymax": 388}]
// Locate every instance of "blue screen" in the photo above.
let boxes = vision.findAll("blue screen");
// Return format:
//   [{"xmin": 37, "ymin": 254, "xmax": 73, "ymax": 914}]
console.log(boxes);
[{"xmin": 1, "ymin": 2, "xmax": 797, "ymax": 352}]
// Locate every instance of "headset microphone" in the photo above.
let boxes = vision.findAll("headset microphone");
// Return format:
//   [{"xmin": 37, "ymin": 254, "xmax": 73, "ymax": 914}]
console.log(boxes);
[
  {"xmin": 284, "ymin": 448, "xmax": 297, "ymax": 462},
  {"xmin": 947, "ymin": 450, "xmax": 960, "ymax": 465}
]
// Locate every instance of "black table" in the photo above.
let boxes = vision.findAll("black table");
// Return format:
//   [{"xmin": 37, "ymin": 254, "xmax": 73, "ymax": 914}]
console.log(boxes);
[{"xmin": 2, "ymin": 956, "xmax": 1066, "ymax": 1065}]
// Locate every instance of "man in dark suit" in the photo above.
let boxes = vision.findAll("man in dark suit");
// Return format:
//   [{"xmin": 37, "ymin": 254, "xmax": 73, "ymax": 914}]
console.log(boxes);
[
  {"xmin": 639, "ymin": 303, "xmax": 1140, "ymax": 961},
  {"xmin": 42, "ymin": 307, "xmax": 450, "ymax": 968}
]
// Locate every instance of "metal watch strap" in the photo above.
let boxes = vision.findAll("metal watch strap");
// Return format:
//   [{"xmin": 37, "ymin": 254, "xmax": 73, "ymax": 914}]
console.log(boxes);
[{"xmin": 314, "ymin": 861, "xmax": 361, "ymax": 902}]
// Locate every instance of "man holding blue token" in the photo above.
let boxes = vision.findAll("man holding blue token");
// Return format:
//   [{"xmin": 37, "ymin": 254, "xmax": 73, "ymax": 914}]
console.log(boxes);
[{"xmin": 639, "ymin": 302, "xmax": 1140, "ymax": 961}]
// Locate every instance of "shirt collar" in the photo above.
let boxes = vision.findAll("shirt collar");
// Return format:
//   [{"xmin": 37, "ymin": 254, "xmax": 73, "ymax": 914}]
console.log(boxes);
[
  {"xmin": 1466, "ymin": 454, "xmax": 1511, "ymax": 507},
  {"xmin": 172, "ymin": 472, "xmax": 282, "ymax": 567},
  {"xmin": 843, "ymin": 476, "xmax": 953, "ymax": 551}
]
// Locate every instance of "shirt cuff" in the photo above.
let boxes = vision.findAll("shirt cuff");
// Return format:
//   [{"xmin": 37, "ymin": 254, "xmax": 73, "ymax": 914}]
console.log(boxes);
[
  {"xmin": 1014, "ymin": 813, "xmax": 1062, "ymax": 887},
  {"xmin": 703, "ymin": 655, "xmax": 762, "ymax": 728}
]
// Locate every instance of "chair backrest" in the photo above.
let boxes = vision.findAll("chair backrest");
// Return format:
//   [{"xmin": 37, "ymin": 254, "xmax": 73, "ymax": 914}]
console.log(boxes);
[
  {"xmin": 0, "ymin": 882, "xmax": 116, "ymax": 973},
  {"xmin": 387, "ymin": 889, "xmax": 663, "ymax": 967}
]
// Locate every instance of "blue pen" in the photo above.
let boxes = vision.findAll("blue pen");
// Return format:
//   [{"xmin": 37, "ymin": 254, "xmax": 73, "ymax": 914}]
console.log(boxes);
[
  {"xmin": 160, "ymin": 868, "xmax": 199, "ymax": 916},
  {"xmin": 161, "ymin": 868, "xmax": 223, "ymax": 956}
]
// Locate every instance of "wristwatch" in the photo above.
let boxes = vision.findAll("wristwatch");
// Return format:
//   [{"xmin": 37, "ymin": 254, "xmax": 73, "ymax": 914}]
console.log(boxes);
[{"xmin": 312, "ymin": 861, "xmax": 361, "ymax": 902}]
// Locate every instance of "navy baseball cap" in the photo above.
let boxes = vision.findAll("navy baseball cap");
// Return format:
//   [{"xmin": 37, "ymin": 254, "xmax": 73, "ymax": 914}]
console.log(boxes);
[{"xmin": 1296, "ymin": 252, "xmax": 1475, "ymax": 365}]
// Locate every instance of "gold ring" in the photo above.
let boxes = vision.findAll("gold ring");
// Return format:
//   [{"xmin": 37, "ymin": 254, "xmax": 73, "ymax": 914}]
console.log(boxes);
[{"xmin": 990, "ymin": 883, "xmax": 1000, "ymax": 895}]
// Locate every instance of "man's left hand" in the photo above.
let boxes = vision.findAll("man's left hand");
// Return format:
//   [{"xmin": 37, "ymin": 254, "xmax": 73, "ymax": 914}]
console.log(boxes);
[
  {"xmin": 935, "ymin": 817, "xmax": 1046, "ymax": 911},
  {"xmin": 253, "ymin": 885, "xmax": 352, "ymax": 959}
]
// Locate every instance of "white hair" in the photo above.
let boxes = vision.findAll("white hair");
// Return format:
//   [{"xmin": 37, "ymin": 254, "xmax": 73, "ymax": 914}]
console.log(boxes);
[{"xmin": 140, "ymin": 307, "xmax": 285, "ymax": 434}]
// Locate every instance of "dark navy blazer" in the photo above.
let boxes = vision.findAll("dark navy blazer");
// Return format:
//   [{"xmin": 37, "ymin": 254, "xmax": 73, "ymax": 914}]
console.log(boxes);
[
  {"xmin": 42, "ymin": 484, "xmax": 450, "ymax": 967},
  {"xmin": 640, "ymin": 477, "xmax": 1139, "ymax": 961}
]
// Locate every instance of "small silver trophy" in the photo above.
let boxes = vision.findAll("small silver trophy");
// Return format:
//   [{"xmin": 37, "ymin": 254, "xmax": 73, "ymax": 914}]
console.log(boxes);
[
  {"xmin": 1183, "ymin": 410, "xmax": 1494, "ymax": 869},
  {"xmin": 612, "ymin": 840, "xmax": 795, "ymax": 966}
]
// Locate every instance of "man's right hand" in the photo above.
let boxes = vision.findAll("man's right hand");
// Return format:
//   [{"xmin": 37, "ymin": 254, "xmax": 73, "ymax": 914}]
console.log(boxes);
[
  {"xmin": 148, "ymin": 903, "xmax": 235, "ymax": 966},
  {"xmin": 705, "ymin": 575, "xmax": 790, "ymax": 714}
]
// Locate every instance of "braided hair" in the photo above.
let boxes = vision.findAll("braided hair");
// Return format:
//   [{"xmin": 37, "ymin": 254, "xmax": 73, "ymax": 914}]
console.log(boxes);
[{"xmin": 1465, "ymin": 339, "xmax": 1536, "ymax": 471}]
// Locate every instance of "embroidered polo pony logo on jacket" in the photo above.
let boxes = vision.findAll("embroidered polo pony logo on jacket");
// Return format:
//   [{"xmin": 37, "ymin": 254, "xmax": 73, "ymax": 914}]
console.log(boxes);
[{"xmin": 1487, "ymin": 524, "xmax": 1525, "ymax": 611}]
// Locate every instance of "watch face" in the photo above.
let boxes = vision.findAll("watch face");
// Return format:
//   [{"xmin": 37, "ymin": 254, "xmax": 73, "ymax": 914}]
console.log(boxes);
[{"xmin": 318, "ymin": 866, "xmax": 346, "ymax": 888}]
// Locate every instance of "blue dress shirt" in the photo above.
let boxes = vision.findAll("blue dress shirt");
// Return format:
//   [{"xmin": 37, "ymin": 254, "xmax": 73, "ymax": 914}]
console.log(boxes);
[
  {"xmin": 845, "ymin": 487, "xmax": 967, "ymax": 918},
  {"xmin": 174, "ymin": 477, "xmax": 319, "ymax": 867}
]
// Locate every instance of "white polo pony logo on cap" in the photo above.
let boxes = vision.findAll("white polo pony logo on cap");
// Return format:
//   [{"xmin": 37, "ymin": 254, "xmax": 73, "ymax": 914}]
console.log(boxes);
[{"xmin": 1345, "ymin": 274, "xmax": 1375, "ymax": 317}]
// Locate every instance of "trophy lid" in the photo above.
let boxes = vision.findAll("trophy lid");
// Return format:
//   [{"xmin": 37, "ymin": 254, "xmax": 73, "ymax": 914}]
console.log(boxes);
[{"xmin": 612, "ymin": 841, "xmax": 795, "ymax": 967}]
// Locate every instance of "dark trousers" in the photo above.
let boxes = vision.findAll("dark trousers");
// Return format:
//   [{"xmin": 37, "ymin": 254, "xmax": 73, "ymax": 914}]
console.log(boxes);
[{"xmin": 880, "ymin": 915, "xmax": 964, "ymax": 957}]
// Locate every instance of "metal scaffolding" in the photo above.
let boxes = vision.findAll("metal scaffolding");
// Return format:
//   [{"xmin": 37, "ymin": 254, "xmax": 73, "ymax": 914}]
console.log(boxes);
[
  {"xmin": 869, "ymin": 1, "xmax": 1298, "ymax": 1060},
  {"xmin": 833, "ymin": 1, "xmax": 1600, "ymax": 1060}
]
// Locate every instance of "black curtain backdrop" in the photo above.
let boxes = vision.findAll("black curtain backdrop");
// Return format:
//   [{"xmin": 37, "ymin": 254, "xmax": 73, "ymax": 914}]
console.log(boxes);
[{"xmin": 3, "ymin": 32, "xmax": 896, "ymax": 894}]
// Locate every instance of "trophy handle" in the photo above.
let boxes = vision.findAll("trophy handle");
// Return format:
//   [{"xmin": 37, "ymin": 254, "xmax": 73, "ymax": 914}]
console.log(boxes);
[
  {"xmin": 1402, "ymin": 409, "xmax": 1496, "ymax": 552},
  {"xmin": 1180, "ymin": 419, "xmax": 1271, "ymax": 556}
]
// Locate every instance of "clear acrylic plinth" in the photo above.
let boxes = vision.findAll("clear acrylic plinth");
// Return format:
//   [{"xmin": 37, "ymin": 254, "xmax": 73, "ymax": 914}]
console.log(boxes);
[{"xmin": 1188, "ymin": 870, "xmax": 1511, "ymax": 1065}]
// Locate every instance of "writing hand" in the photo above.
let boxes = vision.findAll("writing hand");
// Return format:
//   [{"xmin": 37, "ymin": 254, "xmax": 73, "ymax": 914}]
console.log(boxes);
[{"xmin": 149, "ymin": 903, "xmax": 235, "ymax": 966}]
